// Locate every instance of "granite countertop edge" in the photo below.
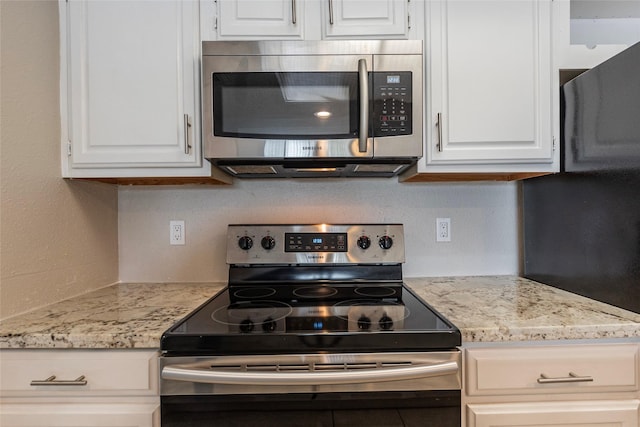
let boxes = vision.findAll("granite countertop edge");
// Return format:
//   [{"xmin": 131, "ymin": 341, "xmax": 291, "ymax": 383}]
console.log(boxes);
[{"xmin": 1, "ymin": 277, "xmax": 639, "ymax": 350}]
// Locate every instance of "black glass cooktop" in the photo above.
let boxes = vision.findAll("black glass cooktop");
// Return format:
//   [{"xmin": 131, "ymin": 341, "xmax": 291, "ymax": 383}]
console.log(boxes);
[{"xmin": 161, "ymin": 284, "xmax": 461, "ymax": 355}]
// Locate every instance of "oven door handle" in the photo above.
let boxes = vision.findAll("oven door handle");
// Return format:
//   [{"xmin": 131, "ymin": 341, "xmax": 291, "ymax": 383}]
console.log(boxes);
[{"xmin": 161, "ymin": 361, "xmax": 458, "ymax": 386}]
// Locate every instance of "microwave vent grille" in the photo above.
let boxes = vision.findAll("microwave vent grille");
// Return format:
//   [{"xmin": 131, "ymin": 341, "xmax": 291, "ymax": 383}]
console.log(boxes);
[
  {"xmin": 225, "ymin": 165, "xmax": 278, "ymax": 175},
  {"xmin": 354, "ymin": 164, "xmax": 405, "ymax": 174}
]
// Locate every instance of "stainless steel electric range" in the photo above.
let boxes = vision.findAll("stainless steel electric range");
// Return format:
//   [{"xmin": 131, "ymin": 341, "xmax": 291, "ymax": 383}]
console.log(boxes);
[{"xmin": 160, "ymin": 224, "xmax": 462, "ymax": 427}]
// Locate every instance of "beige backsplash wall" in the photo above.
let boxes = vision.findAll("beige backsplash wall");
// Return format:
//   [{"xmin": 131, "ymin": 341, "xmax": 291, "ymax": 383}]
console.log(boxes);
[
  {"xmin": 0, "ymin": 1, "xmax": 119, "ymax": 320},
  {"xmin": 118, "ymin": 180, "xmax": 519, "ymax": 282}
]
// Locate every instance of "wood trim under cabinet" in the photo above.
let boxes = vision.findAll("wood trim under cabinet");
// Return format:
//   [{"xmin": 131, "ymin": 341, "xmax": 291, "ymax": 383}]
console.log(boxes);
[
  {"xmin": 65, "ymin": 176, "xmax": 233, "ymax": 185},
  {"xmin": 400, "ymin": 172, "xmax": 550, "ymax": 183}
]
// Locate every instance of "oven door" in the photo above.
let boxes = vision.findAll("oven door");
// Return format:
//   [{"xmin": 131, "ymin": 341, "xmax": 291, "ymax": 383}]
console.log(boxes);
[
  {"xmin": 202, "ymin": 54, "xmax": 374, "ymax": 160},
  {"xmin": 160, "ymin": 351, "xmax": 461, "ymax": 427}
]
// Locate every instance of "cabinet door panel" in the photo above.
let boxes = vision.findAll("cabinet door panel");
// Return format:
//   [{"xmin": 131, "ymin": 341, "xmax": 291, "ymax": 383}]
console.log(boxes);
[
  {"xmin": 65, "ymin": 0, "xmax": 200, "ymax": 168},
  {"xmin": 217, "ymin": 0, "xmax": 303, "ymax": 39},
  {"xmin": 324, "ymin": 0, "xmax": 408, "ymax": 38},
  {"xmin": 1, "ymin": 403, "xmax": 158, "ymax": 427},
  {"xmin": 467, "ymin": 400, "xmax": 640, "ymax": 427},
  {"xmin": 428, "ymin": 0, "xmax": 553, "ymax": 164}
]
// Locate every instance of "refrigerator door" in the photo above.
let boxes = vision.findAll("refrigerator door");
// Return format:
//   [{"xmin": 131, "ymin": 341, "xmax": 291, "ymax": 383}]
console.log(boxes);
[
  {"xmin": 523, "ymin": 171, "xmax": 640, "ymax": 314},
  {"xmin": 562, "ymin": 41, "xmax": 640, "ymax": 172}
]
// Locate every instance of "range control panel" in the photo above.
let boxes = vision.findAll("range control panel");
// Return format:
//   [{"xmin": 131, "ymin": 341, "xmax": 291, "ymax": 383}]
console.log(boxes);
[
  {"xmin": 285, "ymin": 232, "xmax": 347, "ymax": 252},
  {"xmin": 227, "ymin": 224, "xmax": 405, "ymax": 265}
]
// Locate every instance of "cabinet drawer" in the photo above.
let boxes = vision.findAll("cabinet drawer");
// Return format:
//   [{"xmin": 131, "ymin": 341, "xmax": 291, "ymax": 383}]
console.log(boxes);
[
  {"xmin": 0, "ymin": 350, "xmax": 158, "ymax": 397},
  {"xmin": 465, "ymin": 344, "xmax": 639, "ymax": 396}
]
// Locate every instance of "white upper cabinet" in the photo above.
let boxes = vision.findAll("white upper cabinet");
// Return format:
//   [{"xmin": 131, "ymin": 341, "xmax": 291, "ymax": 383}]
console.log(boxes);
[
  {"xmin": 426, "ymin": 0, "xmax": 554, "ymax": 167},
  {"xmin": 216, "ymin": 0, "xmax": 304, "ymax": 39},
  {"xmin": 60, "ymin": 0, "xmax": 226, "ymax": 181},
  {"xmin": 322, "ymin": 0, "xmax": 409, "ymax": 39},
  {"xmin": 401, "ymin": 0, "xmax": 557, "ymax": 180},
  {"xmin": 208, "ymin": 0, "xmax": 412, "ymax": 40}
]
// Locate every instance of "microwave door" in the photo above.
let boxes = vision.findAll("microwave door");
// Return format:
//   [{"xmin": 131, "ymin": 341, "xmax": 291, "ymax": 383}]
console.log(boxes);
[{"xmin": 203, "ymin": 54, "xmax": 374, "ymax": 160}]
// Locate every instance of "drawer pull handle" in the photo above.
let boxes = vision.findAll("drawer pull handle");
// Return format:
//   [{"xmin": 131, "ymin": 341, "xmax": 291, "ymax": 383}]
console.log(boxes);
[
  {"xmin": 30, "ymin": 375, "xmax": 87, "ymax": 386},
  {"xmin": 537, "ymin": 372, "xmax": 593, "ymax": 384}
]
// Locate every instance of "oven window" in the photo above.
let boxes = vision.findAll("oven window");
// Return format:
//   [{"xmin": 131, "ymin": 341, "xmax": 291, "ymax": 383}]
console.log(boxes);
[
  {"xmin": 162, "ymin": 391, "xmax": 460, "ymax": 427},
  {"xmin": 213, "ymin": 72, "xmax": 360, "ymax": 140}
]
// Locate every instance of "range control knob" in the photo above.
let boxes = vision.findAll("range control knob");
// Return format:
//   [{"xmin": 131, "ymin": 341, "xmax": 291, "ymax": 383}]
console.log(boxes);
[
  {"xmin": 261, "ymin": 236, "xmax": 276, "ymax": 250},
  {"xmin": 357, "ymin": 315, "xmax": 372, "ymax": 331},
  {"xmin": 239, "ymin": 318, "xmax": 254, "ymax": 333},
  {"xmin": 379, "ymin": 315, "xmax": 394, "ymax": 331},
  {"xmin": 378, "ymin": 235, "xmax": 393, "ymax": 250},
  {"xmin": 262, "ymin": 317, "xmax": 277, "ymax": 332},
  {"xmin": 238, "ymin": 236, "xmax": 253, "ymax": 251},
  {"xmin": 357, "ymin": 236, "xmax": 371, "ymax": 250}
]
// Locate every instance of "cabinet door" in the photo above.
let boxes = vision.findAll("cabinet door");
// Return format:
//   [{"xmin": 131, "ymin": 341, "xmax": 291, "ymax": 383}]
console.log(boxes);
[
  {"xmin": 1, "ymin": 403, "xmax": 158, "ymax": 427},
  {"xmin": 467, "ymin": 400, "xmax": 640, "ymax": 427},
  {"xmin": 62, "ymin": 0, "xmax": 202, "ymax": 171},
  {"xmin": 323, "ymin": 0, "xmax": 409, "ymax": 39},
  {"xmin": 217, "ymin": 0, "xmax": 303, "ymax": 39},
  {"xmin": 427, "ymin": 0, "xmax": 553, "ymax": 164}
]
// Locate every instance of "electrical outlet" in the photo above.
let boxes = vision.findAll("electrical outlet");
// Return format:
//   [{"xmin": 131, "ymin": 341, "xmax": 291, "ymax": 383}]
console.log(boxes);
[
  {"xmin": 436, "ymin": 218, "xmax": 451, "ymax": 242},
  {"xmin": 170, "ymin": 220, "xmax": 185, "ymax": 245}
]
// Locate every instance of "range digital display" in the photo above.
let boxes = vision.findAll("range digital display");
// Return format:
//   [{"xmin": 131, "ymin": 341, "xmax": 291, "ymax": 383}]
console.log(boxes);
[{"xmin": 285, "ymin": 233, "xmax": 347, "ymax": 252}]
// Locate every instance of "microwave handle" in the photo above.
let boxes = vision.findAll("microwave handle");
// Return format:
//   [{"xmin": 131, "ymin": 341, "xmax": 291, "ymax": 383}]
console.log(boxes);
[{"xmin": 358, "ymin": 58, "xmax": 369, "ymax": 153}]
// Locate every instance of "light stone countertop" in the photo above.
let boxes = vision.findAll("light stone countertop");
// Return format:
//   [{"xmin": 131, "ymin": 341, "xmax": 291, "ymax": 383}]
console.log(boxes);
[
  {"xmin": 405, "ymin": 276, "xmax": 640, "ymax": 343},
  {"xmin": 0, "ymin": 283, "xmax": 225, "ymax": 349},
  {"xmin": 1, "ymin": 277, "xmax": 638, "ymax": 349}
]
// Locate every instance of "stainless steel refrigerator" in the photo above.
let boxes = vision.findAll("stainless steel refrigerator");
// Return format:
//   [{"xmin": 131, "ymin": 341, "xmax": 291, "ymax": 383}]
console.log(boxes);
[{"xmin": 523, "ymin": 41, "xmax": 640, "ymax": 314}]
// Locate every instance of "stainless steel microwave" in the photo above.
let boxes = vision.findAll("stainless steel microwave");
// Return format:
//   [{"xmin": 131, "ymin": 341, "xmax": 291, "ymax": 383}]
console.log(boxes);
[{"xmin": 202, "ymin": 40, "xmax": 423, "ymax": 178}]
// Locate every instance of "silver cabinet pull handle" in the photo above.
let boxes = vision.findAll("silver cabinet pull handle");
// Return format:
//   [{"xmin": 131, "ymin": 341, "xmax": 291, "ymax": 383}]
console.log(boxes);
[
  {"xmin": 358, "ymin": 58, "xmax": 369, "ymax": 153},
  {"xmin": 328, "ymin": 0, "xmax": 334, "ymax": 25},
  {"xmin": 436, "ymin": 112, "xmax": 443, "ymax": 152},
  {"xmin": 31, "ymin": 375, "xmax": 87, "ymax": 386},
  {"xmin": 184, "ymin": 114, "xmax": 192, "ymax": 154},
  {"xmin": 537, "ymin": 372, "xmax": 594, "ymax": 384},
  {"xmin": 292, "ymin": 0, "xmax": 297, "ymax": 24},
  {"xmin": 163, "ymin": 361, "xmax": 458, "ymax": 386}
]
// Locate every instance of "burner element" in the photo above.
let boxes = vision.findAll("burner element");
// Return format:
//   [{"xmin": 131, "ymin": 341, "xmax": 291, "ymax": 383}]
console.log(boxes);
[
  {"xmin": 233, "ymin": 287, "xmax": 277, "ymax": 299},
  {"xmin": 293, "ymin": 286, "xmax": 339, "ymax": 299},
  {"xmin": 354, "ymin": 286, "xmax": 398, "ymax": 298}
]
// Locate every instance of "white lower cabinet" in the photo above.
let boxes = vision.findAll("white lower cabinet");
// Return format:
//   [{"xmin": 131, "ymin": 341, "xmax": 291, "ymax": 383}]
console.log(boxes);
[
  {"xmin": 463, "ymin": 342, "xmax": 640, "ymax": 427},
  {"xmin": 0, "ymin": 350, "xmax": 159, "ymax": 427},
  {"xmin": 1, "ymin": 403, "xmax": 159, "ymax": 427},
  {"xmin": 467, "ymin": 400, "xmax": 639, "ymax": 427}
]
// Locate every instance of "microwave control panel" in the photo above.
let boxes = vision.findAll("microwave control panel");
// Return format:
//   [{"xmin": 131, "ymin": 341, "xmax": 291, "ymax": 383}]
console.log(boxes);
[{"xmin": 372, "ymin": 72, "xmax": 412, "ymax": 137}]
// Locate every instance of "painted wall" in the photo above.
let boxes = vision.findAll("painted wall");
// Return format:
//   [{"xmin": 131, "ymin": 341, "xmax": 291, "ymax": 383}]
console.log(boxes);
[
  {"xmin": 118, "ymin": 179, "xmax": 519, "ymax": 282},
  {"xmin": 0, "ymin": 1, "xmax": 119, "ymax": 320}
]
